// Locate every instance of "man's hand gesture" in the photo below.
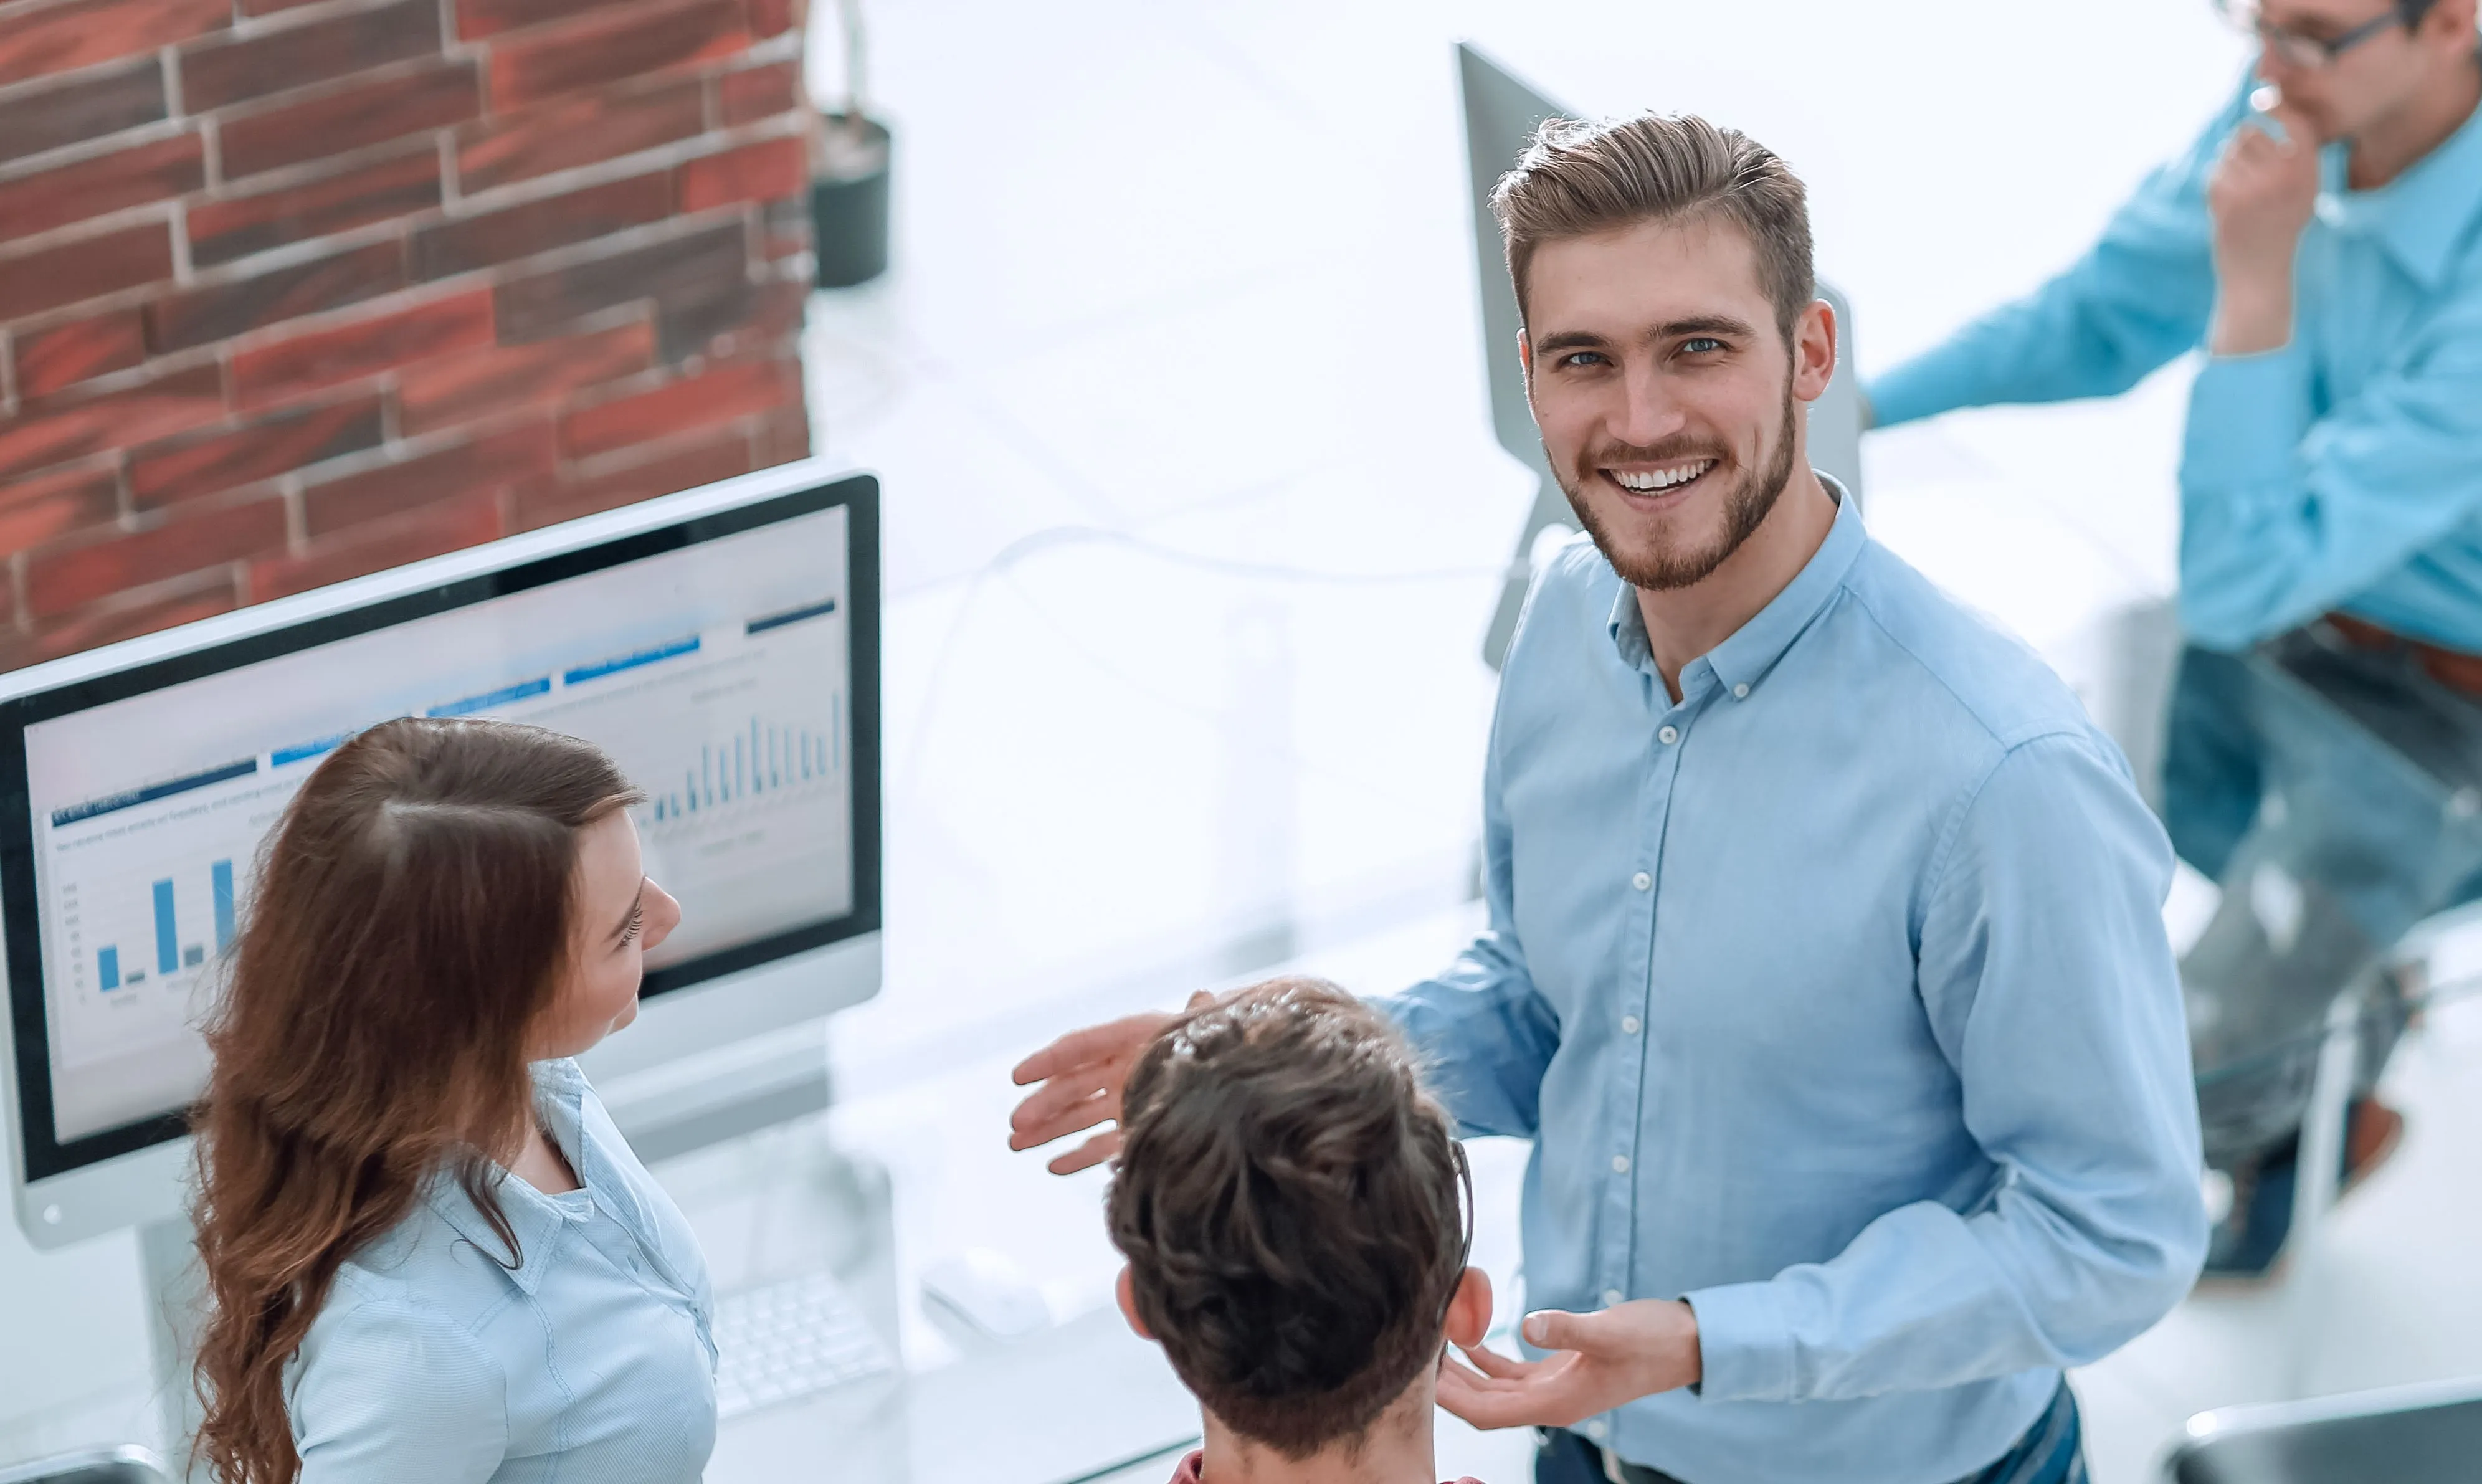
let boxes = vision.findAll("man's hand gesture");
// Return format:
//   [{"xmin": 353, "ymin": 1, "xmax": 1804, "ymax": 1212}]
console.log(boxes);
[
  {"xmin": 1436, "ymin": 1300, "xmax": 1701, "ymax": 1431},
  {"xmin": 1007, "ymin": 992, "xmax": 1214, "ymax": 1173},
  {"xmin": 2207, "ymin": 97, "xmax": 2321, "ymax": 355}
]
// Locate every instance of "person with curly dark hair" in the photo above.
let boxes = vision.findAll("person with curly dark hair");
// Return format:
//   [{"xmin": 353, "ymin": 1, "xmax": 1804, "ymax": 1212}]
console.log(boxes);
[{"xmin": 1106, "ymin": 977, "xmax": 1493, "ymax": 1484}]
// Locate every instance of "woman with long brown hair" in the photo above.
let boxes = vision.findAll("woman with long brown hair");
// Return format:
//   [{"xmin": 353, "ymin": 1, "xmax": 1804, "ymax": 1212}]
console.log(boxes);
[{"xmin": 190, "ymin": 716, "xmax": 710, "ymax": 1483}]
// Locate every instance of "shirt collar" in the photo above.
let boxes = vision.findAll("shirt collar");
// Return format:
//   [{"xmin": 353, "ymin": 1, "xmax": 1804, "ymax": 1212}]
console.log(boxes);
[
  {"xmin": 2319, "ymin": 82, "xmax": 2482, "ymax": 290},
  {"xmin": 424, "ymin": 1058, "xmax": 597, "ymax": 1295},
  {"xmin": 1605, "ymin": 473, "xmax": 1866, "ymax": 696}
]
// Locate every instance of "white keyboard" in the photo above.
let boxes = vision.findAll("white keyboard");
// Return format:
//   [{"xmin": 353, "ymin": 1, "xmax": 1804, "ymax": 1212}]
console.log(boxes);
[{"xmin": 712, "ymin": 1270, "xmax": 898, "ymax": 1420}]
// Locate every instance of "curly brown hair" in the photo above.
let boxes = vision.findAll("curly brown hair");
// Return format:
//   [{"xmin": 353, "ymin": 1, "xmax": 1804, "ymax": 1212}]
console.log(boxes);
[
  {"xmin": 1105, "ymin": 977, "xmax": 1469, "ymax": 1458},
  {"xmin": 188, "ymin": 717, "xmax": 642, "ymax": 1484}
]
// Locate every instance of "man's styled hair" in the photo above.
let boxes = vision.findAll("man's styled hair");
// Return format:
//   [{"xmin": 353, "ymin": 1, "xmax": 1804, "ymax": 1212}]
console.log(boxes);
[
  {"xmin": 1106, "ymin": 978, "xmax": 1469, "ymax": 1459},
  {"xmin": 1491, "ymin": 112, "xmax": 1815, "ymax": 340}
]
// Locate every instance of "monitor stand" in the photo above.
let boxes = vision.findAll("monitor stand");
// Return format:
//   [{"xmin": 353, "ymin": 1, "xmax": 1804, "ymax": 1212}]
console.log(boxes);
[{"xmin": 138, "ymin": 1215, "xmax": 204, "ymax": 1483}]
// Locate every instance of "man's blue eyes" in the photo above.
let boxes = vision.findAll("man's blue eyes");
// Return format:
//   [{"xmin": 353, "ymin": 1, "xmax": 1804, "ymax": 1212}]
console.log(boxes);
[{"xmin": 1557, "ymin": 339, "xmax": 1726, "ymax": 368}]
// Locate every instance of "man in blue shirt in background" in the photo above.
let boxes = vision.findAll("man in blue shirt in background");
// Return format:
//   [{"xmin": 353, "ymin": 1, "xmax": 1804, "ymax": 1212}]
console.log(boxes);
[
  {"xmin": 1015, "ymin": 113, "xmax": 2204, "ymax": 1484},
  {"xmin": 1871, "ymin": 0, "xmax": 2482, "ymax": 1275}
]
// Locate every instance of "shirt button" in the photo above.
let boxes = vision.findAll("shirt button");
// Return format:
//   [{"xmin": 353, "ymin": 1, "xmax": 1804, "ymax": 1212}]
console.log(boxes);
[
  {"xmin": 1733, "ymin": 683, "xmax": 1750, "ymax": 699},
  {"xmin": 1602, "ymin": 1288, "xmax": 1625, "ymax": 1308},
  {"xmin": 1612, "ymin": 1154, "xmax": 1631, "ymax": 1174},
  {"xmin": 1586, "ymin": 1419, "xmax": 1609, "ymax": 1441},
  {"xmin": 1630, "ymin": 871, "xmax": 1652, "ymax": 892},
  {"xmin": 1657, "ymin": 725, "xmax": 1680, "ymax": 744},
  {"xmin": 1620, "ymin": 1015, "xmax": 1642, "ymax": 1035}
]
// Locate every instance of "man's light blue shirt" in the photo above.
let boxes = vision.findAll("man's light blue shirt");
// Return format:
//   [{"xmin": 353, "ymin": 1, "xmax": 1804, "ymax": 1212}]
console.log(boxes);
[
  {"xmin": 1870, "ymin": 71, "xmax": 2482, "ymax": 654},
  {"xmin": 1384, "ymin": 491, "xmax": 2207, "ymax": 1484},
  {"xmin": 284, "ymin": 1059, "xmax": 718, "ymax": 1483}
]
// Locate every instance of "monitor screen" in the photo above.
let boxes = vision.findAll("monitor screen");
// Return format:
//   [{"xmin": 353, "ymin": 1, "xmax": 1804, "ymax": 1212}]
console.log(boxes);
[{"xmin": 2, "ymin": 477, "xmax": 879, "ymax": 1182}]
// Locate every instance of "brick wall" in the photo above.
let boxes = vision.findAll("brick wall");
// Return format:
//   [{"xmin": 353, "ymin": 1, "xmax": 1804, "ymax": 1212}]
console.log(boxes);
[{"xmin": 0, "ymin": 0, "xmax": 815, "ymax": 671}]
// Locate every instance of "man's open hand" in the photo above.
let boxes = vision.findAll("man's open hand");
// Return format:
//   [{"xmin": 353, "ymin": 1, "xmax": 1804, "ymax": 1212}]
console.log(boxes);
[
  {"xmin": 1007, "ymin": 992, "xmax": 1215, "ymax": 1173},
  {"xmin": 1436, "ymin": 1300, "xmax": 1701, "ymax": 1430},
  {"xmin": 2207, "ymin": 101, "xmax": 2320, "ymax": 355}
]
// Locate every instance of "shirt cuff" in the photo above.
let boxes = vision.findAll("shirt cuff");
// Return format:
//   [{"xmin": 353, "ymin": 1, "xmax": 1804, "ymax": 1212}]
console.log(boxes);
[
  {"xmin": 2182, "ymin": 343, "xmax": 2313, "ymax": 492},
  {"xmin": 1681, "ymin": 1281, "xmax": 1797, "ymax": 1404}
]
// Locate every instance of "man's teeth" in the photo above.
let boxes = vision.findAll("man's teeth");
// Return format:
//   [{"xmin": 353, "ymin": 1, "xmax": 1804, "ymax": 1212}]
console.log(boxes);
[{"xmin": 1610, "ymin": 460, "xmax": 1714, "ymax": 492}]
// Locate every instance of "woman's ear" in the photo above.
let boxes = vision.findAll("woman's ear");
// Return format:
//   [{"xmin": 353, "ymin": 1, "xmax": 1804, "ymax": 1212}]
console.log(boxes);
[
  {"xmin": 1115, "ymin": 1265, "xmax": 1153, "ymax": 1341},
  {"xmin": 1444, "ymin": 1266, "xmax": 1493, "ymax": 1350}
]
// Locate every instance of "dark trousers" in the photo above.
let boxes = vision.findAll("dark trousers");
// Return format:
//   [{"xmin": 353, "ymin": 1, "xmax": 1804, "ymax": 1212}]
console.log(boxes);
[{"xmin": 1533, "ymin": 1379, "xmax": 2086, "ymax": 1484}]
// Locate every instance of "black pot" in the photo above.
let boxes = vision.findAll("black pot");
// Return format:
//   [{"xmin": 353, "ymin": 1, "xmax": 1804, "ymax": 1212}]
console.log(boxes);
[{"xmin": 810, "ymin": 114, "xmax": 892, "ymax": 288}]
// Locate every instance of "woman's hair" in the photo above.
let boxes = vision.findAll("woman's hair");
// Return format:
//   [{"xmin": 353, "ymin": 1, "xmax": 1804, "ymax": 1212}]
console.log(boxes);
[
  {"xmin": 189, "ymin": 716, "xmax": 643, "ymax": 1484},
  {"xmin": 1105, "ymin": 977, "xmax": 1468, "ymax": 1459}
]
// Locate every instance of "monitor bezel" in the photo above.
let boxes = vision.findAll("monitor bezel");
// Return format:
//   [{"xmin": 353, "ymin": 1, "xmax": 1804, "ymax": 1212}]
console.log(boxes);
[{"xmin": 2, "ymin": 473, "xmax": 882, "ymax": 1184}]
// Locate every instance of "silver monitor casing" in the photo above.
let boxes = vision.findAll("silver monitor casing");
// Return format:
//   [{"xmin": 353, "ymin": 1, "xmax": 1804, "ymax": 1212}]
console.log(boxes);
[
  {"xmin": 3, "ymin": 457, "xmax": 883, "ymax": 1250},
  {"xmin": 1457, "ymin": 42, "xmax": 1864, "ymax": 669}
]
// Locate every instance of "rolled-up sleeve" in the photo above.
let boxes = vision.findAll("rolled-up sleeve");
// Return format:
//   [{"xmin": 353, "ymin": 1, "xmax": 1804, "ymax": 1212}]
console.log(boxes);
[
  {"xmin": 290, "ymin": 1298, "xmax": 508, "ymax": 1484},
  {"xmin": 2177, "ymin": 287, "xmax": 2482, "ymax": 649},
  {"xmin": 1686, "ymin": 732, "xmax": 2207, "ymax": 1402}
]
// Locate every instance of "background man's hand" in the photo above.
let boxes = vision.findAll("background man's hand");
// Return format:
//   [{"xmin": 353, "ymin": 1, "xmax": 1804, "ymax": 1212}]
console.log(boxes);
[
  {"xmin": 1435, "ymin": 1299, "xmax": 1701, "ymax": 1431},
  {"xmin": 2207, "ymin": 102, "xmax": 2319, "ymax": 355},
  {"xmin": 1007, "ymin": 992, "xmax": 1214, "ymax": 1173}
]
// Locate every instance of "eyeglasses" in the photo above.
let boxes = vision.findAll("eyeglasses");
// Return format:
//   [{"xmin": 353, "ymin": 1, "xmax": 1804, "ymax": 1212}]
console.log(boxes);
[{"xmin": 2213, "ymin": 0, "xmax": 2412, "ymax": 68}]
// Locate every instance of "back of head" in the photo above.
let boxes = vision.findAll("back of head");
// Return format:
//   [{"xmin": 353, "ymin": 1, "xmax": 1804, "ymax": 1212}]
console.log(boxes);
[
  {"xmin": 1491, "ymin": 111, "xmax": 1814, "ymax": 340},
  {"xmin": 1106, "ymin": 978, "xmax": 1466, "ymax": 1458},
  {"xmin": 193, "ymin": 716, "xmax": 642, "ymax": 1484}
]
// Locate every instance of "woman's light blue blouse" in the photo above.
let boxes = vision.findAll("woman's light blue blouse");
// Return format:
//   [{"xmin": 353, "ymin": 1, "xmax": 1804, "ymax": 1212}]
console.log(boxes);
[{"xmin": 283, "ymin": 1059, "xmax": 718, "ymax": 1483}]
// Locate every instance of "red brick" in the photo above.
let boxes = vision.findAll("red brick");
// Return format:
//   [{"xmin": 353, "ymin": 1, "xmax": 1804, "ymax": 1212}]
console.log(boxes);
[
  {"xmin": 188, "ymin": 148, "xmax": 441, "ymax": 269},
  {"xmin": 716, "ymin": 60, "xmax": 799, "ymax": 125},
  {"xmin": 0, "ymin": 0, "xmax": 226, "ymax": 85},
  {"xmin": 0, "ymin": 58, "xmax": 168, "ymax": 168},
  {"xmin": 0, "ymin": 462, "xmax": 121, "ymax": 556},
  {"xmin": 397, "ymin": 318, "xmax": 655, "ymax": 436},
  {"xmin": 678, "ymin": 135, "xmax": 804, "ymax": 213},
  {"xmin": 516, "ymin": 422, "xmax": 746, "ymax": 530},
  {"xmin": 218, "ymin": 58, "xmax": 480, "ymax": 181},
  {"xmin": 25, "ymin": 494, "xmax": 284, "ymax": 617},
  {"xmin": 451, "ymin": 0, "xmax": 603, "ymax": 40},
  {"xmin": 14, "ymin": 569, "xmax": 237, "ymax": 670},
  {"xmin": 743, "ymin": 0, "xmax": 798, "ymax": 38},
  {"xmin": 12, "ymin": 310, "xmax": 148, "ymax": 398},
  {"xmin": 230, "ymin": 290, "xmax": 493, "ymax": 407},
  {"xmin": 0, "ymin": 133, "xmax": 204, "ymax": 246},
  {"xmin": 487, "ymin": 0, "xmax": 748, "ymax": 112},
  {"xmin": 410, "ymin": 173, "xmax": 672, "ymax": 282},
  {"xmin": 177, "ymin": 0, "xmax": 441, "ymax": 112},
  {"xmin": 0, "ymin": 222, "xmax": 171, "ymax": 321},
  {"xmin": 751, "ymin": 402, "xmax": 807, "ymax": 466},
  {"xmin": 237, "ymin": 0, "xmax": 335, "ymax": 15},
  {"xmin": 303, "ymin": 419, "xmax": 556, "ymax": 534},
  {"xmin": 759, "ymin": 193, "xmax": 808, "ymax": 259},
  {"xmin": 128, "ymin": 391, "xmax": 386, "ymax": 506},
  {"xmin": 561, "ymin": 355, "xmax": 795, "ymax": 458},
  {"xmin": 493, "ymin": 219, "xmax": 746, "ymax": 343},
  {"xmin": 249, "ymin": 486, "xmax": 502, "ymax": 600},
  {"xmin": 145, "ymin": 241, "xmax": 404, "ymax": 354},
  {"xmin": 0, "ymin": 361, "xmax": 224, "ymax": 480},
  {"xmin": 456, "ymin": 76, "xmax": 704, "ymax": 193}
]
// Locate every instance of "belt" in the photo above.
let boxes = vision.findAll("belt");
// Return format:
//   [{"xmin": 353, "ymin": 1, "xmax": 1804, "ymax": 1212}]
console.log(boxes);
[{"xmin": 2323, "ymin": 613, "xmax": 2482, "ymax": 698}]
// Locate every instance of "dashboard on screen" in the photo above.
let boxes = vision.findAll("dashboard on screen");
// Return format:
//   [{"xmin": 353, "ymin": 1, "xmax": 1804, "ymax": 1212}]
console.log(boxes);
[{"xmin": 2, "ymin": 478, "xmax": 880, "ymax": 1182}]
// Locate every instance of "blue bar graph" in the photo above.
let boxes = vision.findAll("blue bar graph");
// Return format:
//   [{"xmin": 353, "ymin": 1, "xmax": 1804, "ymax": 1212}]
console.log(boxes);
[
  {"xmin": 643, "ymin": 709, "xmax": 844, "ymax": 825},
  {"xmin": 212, "ymin": 859, "xmax": 235, "ymax": 952},
  {"xmin": 98, "ymin": 947, "xmax": 119, "ymax": 991},
  {"xmin": 152, "ymin": 880, "xmax": 176, "ymax": 976}
]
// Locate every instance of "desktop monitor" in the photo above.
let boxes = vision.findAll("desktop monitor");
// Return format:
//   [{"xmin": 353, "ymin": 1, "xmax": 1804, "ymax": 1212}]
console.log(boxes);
[
  {"xmin": 1458, "ymin": 42, "xmax": 1864, "ymax": 668},
  {"xmin": 1, "ymin": 462, "xmax": 882, "ymax": 1249}
]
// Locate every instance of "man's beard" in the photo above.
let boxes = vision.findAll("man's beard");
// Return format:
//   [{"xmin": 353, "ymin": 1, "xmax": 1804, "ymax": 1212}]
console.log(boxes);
[{"xmin": 1553, "ymin": 375, "xmax": 1799, "ymax": 592}]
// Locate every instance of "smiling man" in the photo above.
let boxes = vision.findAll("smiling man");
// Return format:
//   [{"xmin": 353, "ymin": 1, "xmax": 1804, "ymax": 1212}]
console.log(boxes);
[
  {"xmin": 1870, "ymin": 0, "xmax": 2482, "ymax": 1278},
  {"xmin": 1010, "ymin": 114, "xmax": 2207, "ymax": 1484}
]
